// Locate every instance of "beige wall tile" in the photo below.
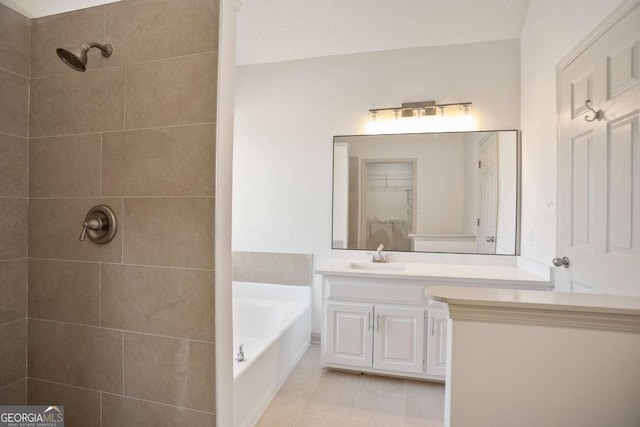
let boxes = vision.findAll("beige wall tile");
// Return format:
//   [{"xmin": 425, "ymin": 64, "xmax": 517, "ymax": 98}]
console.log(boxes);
[
  {"xmin": 125, "ymin": 53, "xmax": 217, "ymax": 129},
  {"xmin": 30, "ymin": 6, "xmax": 105, "ymax": 78},
  {"xmin": 0, "ymin": 259, "xmax": 26, "ymax": 325},
  {"xmin": 28, "ymin": 319, "xmax": 123, "ymax": 393},
  {"xmin": 28, "ymin": 379, "xmax": 101, "ymax": 427},
  {"xmin": 124, "ymin": 197, "xmax": 213, "ymax": 269},
  {"xmin": 123, "ymin": 333, "xmax": 215, "ymax": 412},
  {"xmin": 0, "ymin": 135, "xmax": 28, "ymax": 197},
  {"xmin": 102, "ymin": 394, "xmax": 215, "ymax": 427},
  {"xmin": 0, "ymin": 378, "xmax": 26, "ymax": 405},
  {"xmin": 0, "ymin": 70, "xmax": 28, "ymax": 136},
  {"xmin": 29, "ymin": 134, "xmax": 101, "ymax": 197},
  {"xmin": 28, "ymin": 259, "xmax": 100, "ymax": 326},
  {"xmin": 0, "ymin": 198, "xmax": 27, "ymax": 260},
  {"xmin": 29, "ymin": 67, "xmax": 125, "ymax": 138},
  {"xmin": 101, "ymin": 264, "xmax": 214, "ymax": 341},
  {"xmin": 250, "ymin": 252, "xmax": 313, "ymax": 286},
  {"xmin": 0, "ymin": 320, "xmax": 26, "ymax": 387},
  {"xmin": 0, "ymin": 4, "xmax": 30, "ymax": 77},
  {"xmin": 105, "ymin": 0, "xmax": 218, "ymax": 66},
  {"xmin": 102, "ymin": 124, "xmax": 215, "ymax": 197},
  {"xmin": 28, "ymin": 198, "xmax": 123, "ymax": 262},
  {"xmin": 232, "ymin": 251, "xmax": 251, "ymax": 282}
]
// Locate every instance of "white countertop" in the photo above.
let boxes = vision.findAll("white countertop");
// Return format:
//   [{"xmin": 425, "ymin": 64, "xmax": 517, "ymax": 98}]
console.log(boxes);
[
  {"xmin": 316, "ymin": 261, "xmax": 552, "ymax": 288},
  {"xmin": 427, "ymin": 286, "xmax": 640, "ymax": 316}
]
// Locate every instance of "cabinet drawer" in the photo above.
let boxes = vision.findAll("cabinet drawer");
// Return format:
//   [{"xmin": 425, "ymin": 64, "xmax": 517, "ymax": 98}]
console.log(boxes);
[{"xmin": 326, "ymin": 276, "xmax": 425, "ymax": 305}]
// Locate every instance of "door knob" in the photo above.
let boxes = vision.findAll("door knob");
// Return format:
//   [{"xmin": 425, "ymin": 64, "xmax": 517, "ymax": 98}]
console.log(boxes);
[
  {"xmin": 485, "ymin": 236, "xmax": 495, "ymax": 243},
  {"xmin": 79, "ymin": 205, "xmax": 117, "ymax": 244},
  {"xmin": 552, "ymin": 256, "xmax": 570, "ymax": 268}
]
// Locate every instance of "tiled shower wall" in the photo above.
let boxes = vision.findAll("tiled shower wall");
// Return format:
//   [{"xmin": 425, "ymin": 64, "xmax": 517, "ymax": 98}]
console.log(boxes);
[
  {"xmin": 0, "ymin": 3, "xmax": 30, "ymax": 406},
  {"xmin": 15, "ymin": 0, "xmax": 218, "ymax": 425}
]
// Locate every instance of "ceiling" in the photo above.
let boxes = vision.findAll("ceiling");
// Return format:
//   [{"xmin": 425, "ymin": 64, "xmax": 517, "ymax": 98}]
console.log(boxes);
[
  {"xmin": 237, "ymin": 0, "xmax": 532, "ymax": 65},
  {"xmin": 1, "ymin": 0, "xmax": 531, "ymax": 63},
  {"xmin": 0, "ymin": 0, "xmax": 120, "ymax": 18}
]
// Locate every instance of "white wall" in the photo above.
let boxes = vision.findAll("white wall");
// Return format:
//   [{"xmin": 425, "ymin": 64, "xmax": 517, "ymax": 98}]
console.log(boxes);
[
  {"xmin": 234, "ymin": 39, "xmax": 520, "ymax": 334},
  {"xmin": 519, "ymin": 0, "xmax": 626, "ymax": 270},
  {"xmin": 215, "ymin": 1, "xmax": 239, "ymax": 425}
]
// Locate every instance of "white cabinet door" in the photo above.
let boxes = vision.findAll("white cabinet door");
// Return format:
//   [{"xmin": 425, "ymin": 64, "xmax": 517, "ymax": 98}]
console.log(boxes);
[
  {"xmin": 326, "ymin": 302, "xmax": 373, "ymax": 368},
  {"xmin": 426, "ymin": 309, "xmax": 448, "ymax": 377},
  {"xmin": 373, "ymin": 305, "xmax": 425, "ymax": 374}
]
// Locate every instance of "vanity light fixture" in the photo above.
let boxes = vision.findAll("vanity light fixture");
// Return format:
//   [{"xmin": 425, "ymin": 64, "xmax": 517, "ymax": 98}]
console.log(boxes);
[
  {"xmin": 368, "ymin": 100, "xmax": 472, "ymax": 119},
  {"xmin": 365, "ymin": 100, "xmax": 475, "ymax": 134}
]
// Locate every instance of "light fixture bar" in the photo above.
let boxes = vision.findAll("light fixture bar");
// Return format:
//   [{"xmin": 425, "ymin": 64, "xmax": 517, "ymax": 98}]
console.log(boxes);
[{"xmin": 368, "ymin": 100, "xmax": 472, "ymax": 115}]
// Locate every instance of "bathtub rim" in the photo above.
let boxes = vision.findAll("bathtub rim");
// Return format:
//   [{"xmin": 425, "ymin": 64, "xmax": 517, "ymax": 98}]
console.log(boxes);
[{"xmin": 232, "ymin": 281, "xmax": 311, "ymax": 379}]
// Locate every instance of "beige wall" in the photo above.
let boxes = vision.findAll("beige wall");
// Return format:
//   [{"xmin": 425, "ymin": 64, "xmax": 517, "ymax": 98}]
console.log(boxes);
[
  {"xmin": 0, "ymin": 3, "xmax": 30, "ymax": 406},
  {"xmin": 6, "ymin": 0, "xmax": 219, "ymax": 424},
  {"xmin": 232, "ymin": 251, "xmax": 313, "ymax": 286}
]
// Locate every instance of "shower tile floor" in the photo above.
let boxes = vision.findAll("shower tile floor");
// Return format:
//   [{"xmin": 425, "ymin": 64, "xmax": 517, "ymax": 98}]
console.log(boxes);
[{"xmin": 256, "ymin": 344, "xmax": 445, "ymax": 427}]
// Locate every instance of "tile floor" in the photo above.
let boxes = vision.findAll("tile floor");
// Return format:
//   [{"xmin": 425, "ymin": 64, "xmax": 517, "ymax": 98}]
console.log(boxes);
[{"xmin": 256, "ymin": 344, "xmax": 445, "ymax": 427}]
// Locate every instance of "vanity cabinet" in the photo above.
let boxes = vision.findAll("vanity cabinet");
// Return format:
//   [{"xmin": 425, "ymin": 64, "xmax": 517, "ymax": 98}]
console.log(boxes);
[
  {"xmin": 317, "ymin": 261, "xmax": 552, "ymax": 382},
  {"xmin": 321, "ymin": 274, "xmax": 446, "ymax": 380},
  {"xmin": 326, "ymin": 302, "xmax": 425, "ymax": 374}
]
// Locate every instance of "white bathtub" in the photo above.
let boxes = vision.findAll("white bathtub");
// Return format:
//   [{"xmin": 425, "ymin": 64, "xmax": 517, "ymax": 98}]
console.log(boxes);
[{"xmin": 232, "ymin": 282, "xmax": 311, "ymax": 427}]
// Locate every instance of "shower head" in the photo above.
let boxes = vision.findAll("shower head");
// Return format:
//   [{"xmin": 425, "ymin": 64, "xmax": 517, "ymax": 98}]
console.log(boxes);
[{"xmin": 56, "ymin": 42, "xmax": 113, "ymax": 72}]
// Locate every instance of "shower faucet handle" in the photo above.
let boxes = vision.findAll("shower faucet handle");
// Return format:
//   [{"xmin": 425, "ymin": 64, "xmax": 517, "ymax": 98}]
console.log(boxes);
[
  {"xmin": 78, "ymin": 205, "xmax": 118, "ymax": 244},
  {"xmin": 79, "ymin": 218, "xmax": 103, "ymax": 241}
]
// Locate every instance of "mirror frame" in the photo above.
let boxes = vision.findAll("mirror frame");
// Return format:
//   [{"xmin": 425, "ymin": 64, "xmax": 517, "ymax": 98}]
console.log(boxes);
[{"xmin": 331, "ymin": 129, "xmax": 522, "ymax": 256}]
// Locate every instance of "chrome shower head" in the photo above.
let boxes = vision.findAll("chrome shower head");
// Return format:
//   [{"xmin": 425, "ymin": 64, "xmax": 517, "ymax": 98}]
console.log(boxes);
[{"xmin": 56, "ymin": 42, "xmax": 113, "ymax": 72}]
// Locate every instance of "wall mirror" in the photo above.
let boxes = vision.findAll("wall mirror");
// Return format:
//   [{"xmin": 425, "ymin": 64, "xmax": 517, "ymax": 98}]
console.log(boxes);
[{"xmin": 332, "ymin": 130, "xmax": 520, "ymax": 255}]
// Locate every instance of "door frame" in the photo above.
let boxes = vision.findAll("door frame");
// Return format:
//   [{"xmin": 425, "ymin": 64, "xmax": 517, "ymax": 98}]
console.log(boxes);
[{"xmin": 359, "ymin": 158, "xmax": 418, "ymax": 249}]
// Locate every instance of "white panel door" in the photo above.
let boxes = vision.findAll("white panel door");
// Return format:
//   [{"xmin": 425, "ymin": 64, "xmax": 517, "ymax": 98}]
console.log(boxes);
[
  {"xmin": 326, "ymin": 302, "xmax": 373, "ymax": 368},
  {"xmin": 558, "ymin": 3, "xmax": 640, "ymax": 295},
  {"xmin": 477, "ymin": 133, "xmax": 499, "ymax": 254},
  {"xmin": 426, "ymin": 309, "xmax": 448, "ymax": 377},
  {"xmin": 373, "ymin": 305, "xmax": 425, "ymax": 374}
]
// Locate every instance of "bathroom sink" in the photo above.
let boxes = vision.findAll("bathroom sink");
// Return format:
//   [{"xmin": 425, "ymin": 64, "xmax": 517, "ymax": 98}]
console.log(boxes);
[{"xmin": 349, "ymin": 262, "xmax": 407, "ymax": 272}]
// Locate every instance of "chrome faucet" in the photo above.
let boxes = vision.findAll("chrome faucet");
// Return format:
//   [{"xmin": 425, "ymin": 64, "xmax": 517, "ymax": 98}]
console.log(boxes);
[{"xmin": 370, "ymin": 243, "xmax": 389, "ymax": 263}]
